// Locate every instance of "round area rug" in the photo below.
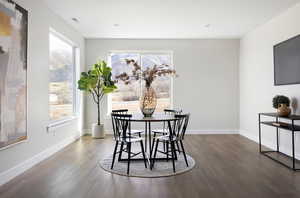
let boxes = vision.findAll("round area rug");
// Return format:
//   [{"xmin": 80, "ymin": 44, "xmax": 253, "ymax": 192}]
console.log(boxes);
[{"xmin": 99, "ymin": 153, "xmax": 195, "ymax": 178}]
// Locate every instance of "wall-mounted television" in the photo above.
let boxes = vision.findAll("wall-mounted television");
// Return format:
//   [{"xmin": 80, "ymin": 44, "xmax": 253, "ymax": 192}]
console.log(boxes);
[{"xmin": 274, "ymin": 34, "xmax": 300, "ymax": 86}]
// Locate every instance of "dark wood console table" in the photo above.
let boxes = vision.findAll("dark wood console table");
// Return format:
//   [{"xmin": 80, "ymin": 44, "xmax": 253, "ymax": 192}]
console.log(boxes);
[{"xmin": 259, "ymin": 113, "xmax": 300, "ymax": 171}]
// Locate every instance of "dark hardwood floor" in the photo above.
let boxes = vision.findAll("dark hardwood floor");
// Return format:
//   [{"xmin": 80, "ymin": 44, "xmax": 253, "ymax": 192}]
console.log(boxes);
[{"xmin": 1, "ymin": 135, "xmax": 300, "ymax": 198}]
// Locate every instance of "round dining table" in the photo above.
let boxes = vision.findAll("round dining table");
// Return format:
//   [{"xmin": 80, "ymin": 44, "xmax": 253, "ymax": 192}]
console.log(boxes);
[{"xmin": 124, "ymin": 113, "xmax": 180, "ymax": 165}]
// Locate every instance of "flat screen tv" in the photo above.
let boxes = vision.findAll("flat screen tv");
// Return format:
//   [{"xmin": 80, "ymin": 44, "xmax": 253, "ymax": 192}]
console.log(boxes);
[{"xmin": 274, "ymin": 34, "xmax": 300, "ymax": 86}]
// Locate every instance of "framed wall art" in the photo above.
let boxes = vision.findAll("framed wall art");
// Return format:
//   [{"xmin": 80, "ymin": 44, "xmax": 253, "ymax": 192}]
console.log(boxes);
[{"xmin": 0, "ymin": 0, "xmax": 28, "ymax": 150}]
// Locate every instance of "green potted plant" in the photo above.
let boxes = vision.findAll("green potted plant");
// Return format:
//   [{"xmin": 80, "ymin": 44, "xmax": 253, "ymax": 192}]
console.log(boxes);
[
  {"xmin": 78, "ymin": 60, "xmax": 117, "ymax": 138},
  {"xmin": 272, "ymin": 95, "xmax": 291, "ymax": 116}
]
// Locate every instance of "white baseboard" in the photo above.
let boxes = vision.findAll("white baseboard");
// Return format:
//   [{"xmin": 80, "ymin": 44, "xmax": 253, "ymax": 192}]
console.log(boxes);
[
  {"xmin": 187, "ymin": 130, "xmax": 239, "ymax": 134},
  {"xmin": 239, "ymin": 130, "xmax": 259, "ymax": 143},
  {"xmin": 0, "ymin": 134, "xmax": 80, "ymax": 187},
  {"xmin": 240, "ymin": 130, "xmax": 300, "ymax": 160},
  {"xmin": 82, "ymin": 129, "xmax": 92, "ymax": 135},
  {"xmin": 83, "ymin": 129, "xmax": 239, "ymax": 135}
]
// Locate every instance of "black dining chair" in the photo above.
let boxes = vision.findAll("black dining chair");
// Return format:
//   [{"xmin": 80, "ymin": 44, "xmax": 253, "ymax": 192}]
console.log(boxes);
[
  {"xmin": 111, "ymin": 113, "xmax": 147, "ymax": 175},
  {"xmin": 151, "ymin": 109, "xmax": 182, "ymax": 154},
  {"xmin": 112, "ymin": 109, "xmax": 143, "ymax": 137},
  {"xmin": 151, "ymin": 114, "xmax": 190, "ymax": 173}
]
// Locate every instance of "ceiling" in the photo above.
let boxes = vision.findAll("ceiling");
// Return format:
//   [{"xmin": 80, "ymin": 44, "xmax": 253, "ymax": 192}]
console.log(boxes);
[{"xmin": 43, "ymin": 0, "xmax": 300, "ymax": 39}]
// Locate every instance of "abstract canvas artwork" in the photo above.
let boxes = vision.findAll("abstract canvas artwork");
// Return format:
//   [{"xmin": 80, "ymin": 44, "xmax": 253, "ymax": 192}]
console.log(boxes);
[{"xmin": 0, "ymin": 0, "xmax": 27, "ymax": 149}]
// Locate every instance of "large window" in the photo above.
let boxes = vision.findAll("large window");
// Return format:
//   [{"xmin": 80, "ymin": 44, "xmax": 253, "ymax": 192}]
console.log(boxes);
[
  {"xmin": 49, "ymin": 31, "xmax": 77, "ymax": 121},
  {"xmin": 109, "ymin": 52, "xmax": 173, "ymax": 113}
]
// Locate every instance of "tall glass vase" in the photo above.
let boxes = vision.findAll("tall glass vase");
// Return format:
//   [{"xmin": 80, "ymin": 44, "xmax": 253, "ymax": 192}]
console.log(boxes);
[{"xmin": 140, "ymin": 86, "xmax": 157, "ymax": 117}]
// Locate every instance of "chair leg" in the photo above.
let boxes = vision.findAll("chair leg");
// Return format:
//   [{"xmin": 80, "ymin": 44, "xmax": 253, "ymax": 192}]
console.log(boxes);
[
  {"xmin": 127, "ymin": 143, "xmax": 131, "ymax": 175},
  {"xmin": 166, "ymin": 142, "xmax": 169, "ymax": 162},
  {"xmin": 176, "ymin": 141, "xmax": 181, "ymax": 154},
  {"xmin": 151, "ymin": 139, "xmax": 159, "ymax": 169},
  {"xmin": 118, "ymin": 142, "xmax": 124, "ymax": 161},
  {"xmin": 150, "ymin": 133, "xmax": 156, "ymax": 157},
  {"xmin": 180, "ymin": 140, "xmax": 189, "ymax": 167},
  {"xmin": 173, "ymin": 141, "xmax": 178, "ymax": 160},
  {"xmin": 163, "ymin": 134, "xmax": 166, "ymax": 152},
  {"xmin": 111, "ymin": 141, "xmax": 119, "ymax": 169},
  {"xmin": 140, "ymin": 141, "xmax": 147, "ymax": 168},
  {"xmin": 170, "ymin": 141, "xmax": 176, "ymax": 173}
]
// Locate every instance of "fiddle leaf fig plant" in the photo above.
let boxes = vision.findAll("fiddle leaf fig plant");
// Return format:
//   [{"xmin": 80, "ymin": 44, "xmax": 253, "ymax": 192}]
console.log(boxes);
[{"xmin": 78, "ymin": 60, "xmax": 117, "ymax": 125}]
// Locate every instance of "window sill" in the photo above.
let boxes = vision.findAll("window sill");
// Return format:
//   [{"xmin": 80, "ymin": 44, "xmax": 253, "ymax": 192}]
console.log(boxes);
[{"xmin": 47, "ymin": 116, "xmax": 77, "ymax": 132}]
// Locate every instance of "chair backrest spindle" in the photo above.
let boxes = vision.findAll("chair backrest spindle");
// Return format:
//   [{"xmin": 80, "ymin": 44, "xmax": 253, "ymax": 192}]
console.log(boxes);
[
  {"xmin": 111, "ymin": 113, "xmax": 132, "ymax": 141},
  {"xmin": 168, "ymin": 114, "xmax": 190, "ymax": 140},
  {"xmin": 162, "ymin": 109, "xmax": 182, "ymax": 132}
]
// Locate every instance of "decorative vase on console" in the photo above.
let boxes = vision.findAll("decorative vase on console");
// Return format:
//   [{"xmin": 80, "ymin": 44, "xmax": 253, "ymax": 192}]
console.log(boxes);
[
  {"xmin": 272, "ymin": 95, "xmax": 291, "ymax": 117},
  {"xmin": 115, "ymin": 59, "xmax": 176, "ymax": 117},
  {"xmin": 277, "ymin": 104, "xmax": 291, "ymax": 117}
]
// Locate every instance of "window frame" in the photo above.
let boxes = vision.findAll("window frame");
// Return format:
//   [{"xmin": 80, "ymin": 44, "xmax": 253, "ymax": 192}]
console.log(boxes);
[
  {"xmin": 48, "ymin": 29, "xmax": 79, "ymax": 124},
  {"xmin": 107, "ymin": 50, "xmax": 174, "ymax": 115}
]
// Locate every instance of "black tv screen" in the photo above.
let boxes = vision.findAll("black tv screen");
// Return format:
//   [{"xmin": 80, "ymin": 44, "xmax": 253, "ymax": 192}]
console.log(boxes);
[{"xmin": 274, "ymin": 34, "xmax": 300, "ymax": 85}]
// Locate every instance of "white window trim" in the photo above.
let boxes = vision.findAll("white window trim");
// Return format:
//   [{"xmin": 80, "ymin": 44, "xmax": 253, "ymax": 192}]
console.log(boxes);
[
  {"xmin": 48, "ymin": 28, "xmax": 80, "ymax": 128},
  {"xmin": 107, "ymin": 50, "xmax": 174, "ymax": 116}
]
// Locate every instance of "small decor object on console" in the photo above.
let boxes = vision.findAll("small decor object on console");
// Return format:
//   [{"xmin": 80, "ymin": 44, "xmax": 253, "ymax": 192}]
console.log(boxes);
[
  {"xmin": 272, "ymin": 95, "xmax": 291, "ymax": 117},
  {"xmin": 115, "ymin": 59, "xmax": 176, "ymax": 117}
]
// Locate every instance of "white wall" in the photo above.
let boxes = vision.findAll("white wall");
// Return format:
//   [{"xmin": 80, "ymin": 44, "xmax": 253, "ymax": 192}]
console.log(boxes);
[
  {"xmin": 240, "ymin": 3, "xmax": 300, "ymax": 158},
  {"xmin": 85, "ymin": 39, "xmax": 240, "ymax": 133},
  {"xmin": 0, "ymin": 0, "xmax": 85, "ymax": 185}
]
